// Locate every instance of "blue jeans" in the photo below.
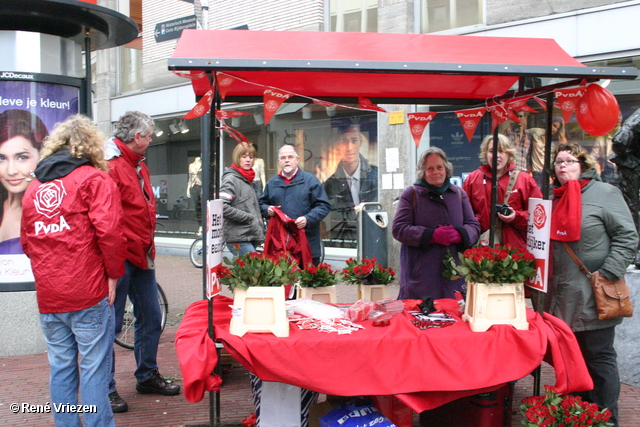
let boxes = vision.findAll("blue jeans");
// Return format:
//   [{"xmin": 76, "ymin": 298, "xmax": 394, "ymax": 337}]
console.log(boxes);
[
  {"xmin": 226, "ymin": 242, "xmax": 258, "ymax": 257},
  {"xmin": 110, "ymin": 260, "xmax": 162, "ymax": 391},
  {"xmin": 40, "ymin": 297, "xmax": 115, "ymax": 427}
]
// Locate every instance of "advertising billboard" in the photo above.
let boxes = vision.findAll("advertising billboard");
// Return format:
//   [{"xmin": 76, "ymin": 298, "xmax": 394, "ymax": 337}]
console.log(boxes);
[{"xmin": 0, "ymin": 79, "xmax": 79, "ymax": 291}]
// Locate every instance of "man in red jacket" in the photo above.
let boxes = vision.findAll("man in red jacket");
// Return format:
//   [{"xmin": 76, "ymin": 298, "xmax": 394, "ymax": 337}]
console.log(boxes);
[{"xmin": 106, "ymin": 111, "xmax": 180, "ymax": 413}]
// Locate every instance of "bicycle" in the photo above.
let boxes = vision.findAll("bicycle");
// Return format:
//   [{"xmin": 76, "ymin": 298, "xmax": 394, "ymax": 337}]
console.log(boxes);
[
  {"xmin": 172, "ymin": 196, "xmax": 189, "ymax": 220},
  {"xmin": 115, "ymin": 282, "xmax": 168, "ymax": 350},
  {"xmin": 190, "ymin": 238, "xmax": 203, "ymax": 268}
]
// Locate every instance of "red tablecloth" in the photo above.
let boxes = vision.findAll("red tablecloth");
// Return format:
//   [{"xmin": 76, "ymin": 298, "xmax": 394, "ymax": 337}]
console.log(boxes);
[{"xmin": 175, "ymin": 296, "xmax": 593, "ymax": 412}]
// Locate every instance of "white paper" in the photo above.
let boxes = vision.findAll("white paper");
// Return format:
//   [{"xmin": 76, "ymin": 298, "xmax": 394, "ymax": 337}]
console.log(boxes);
[
  {"xmin": 382, "ymin": 173, "xmax": 393, "ymax": 190},
  {"xmin": 386, "ymin": 147, "xmax": 399, "ymax": 172},
  {"xmin": 393, "ymin": 173, "xmax": 405, "ymax": 189}
]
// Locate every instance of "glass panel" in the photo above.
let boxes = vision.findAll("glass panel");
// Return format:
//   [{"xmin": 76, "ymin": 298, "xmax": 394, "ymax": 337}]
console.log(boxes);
[
  {"xmin": 119, "ymin": 46, "xmax": 143, "ymax": 94},
  {"xmin": 329, "ymin": 0, "xmax": 378, "ymax": 32}
]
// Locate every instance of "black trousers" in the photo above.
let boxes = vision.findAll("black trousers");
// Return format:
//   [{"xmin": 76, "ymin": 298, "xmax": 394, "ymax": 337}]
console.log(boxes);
[{"xmin": 573, "ymin": 326, "xmax": 620, "ymax": 426}]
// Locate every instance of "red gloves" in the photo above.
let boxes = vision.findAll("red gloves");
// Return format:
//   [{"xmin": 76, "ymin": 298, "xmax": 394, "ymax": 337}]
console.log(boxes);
[{"xmin": 431, "ymin": 225, "xmax": 462, "ymax": 246}]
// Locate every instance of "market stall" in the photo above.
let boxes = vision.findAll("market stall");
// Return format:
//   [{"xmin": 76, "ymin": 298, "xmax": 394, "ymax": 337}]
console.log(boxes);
[{"xmin": 167, "ymin": 28, "xmax": 637, "ymax": 425}]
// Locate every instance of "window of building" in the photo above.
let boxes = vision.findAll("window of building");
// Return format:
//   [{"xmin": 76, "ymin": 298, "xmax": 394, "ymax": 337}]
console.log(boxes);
[
  {"xmin": 420, "ymin": 0, "xmax": 483, "ymax": 33},
  {"xmin": 118, "ymin": 45, "xmax": 143, "ymax": 94},
  {"xmin": 330, "ymin": 0, "xmax": 378, "ymax": 32}
]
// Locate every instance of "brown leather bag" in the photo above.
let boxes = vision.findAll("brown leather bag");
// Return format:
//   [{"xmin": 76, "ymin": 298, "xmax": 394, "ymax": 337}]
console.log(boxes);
[{"xmin": 563, "ymin": 243, "xmax": 633, "ymax": 320}]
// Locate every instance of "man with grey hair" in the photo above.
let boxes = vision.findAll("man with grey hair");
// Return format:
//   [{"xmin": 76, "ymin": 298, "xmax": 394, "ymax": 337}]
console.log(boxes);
[{"xmin": 105, "ymin": 111, "xmax": 179, "ymax": 413}]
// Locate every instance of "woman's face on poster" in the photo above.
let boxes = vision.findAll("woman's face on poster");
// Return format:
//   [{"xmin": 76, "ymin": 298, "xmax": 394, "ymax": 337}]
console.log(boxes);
[{"xmin": 0, "ymin": 135, "xmax": 39, "ymax": 194}]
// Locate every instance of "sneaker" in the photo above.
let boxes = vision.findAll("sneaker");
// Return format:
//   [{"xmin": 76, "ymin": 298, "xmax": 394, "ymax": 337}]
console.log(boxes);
[
  {"xmin": 136, "ymin": 370, "xmax": 181, "ymax": 396},
  {"xmin": 109, "ymin": 391, "xmax": 128, "ymax": 413}
]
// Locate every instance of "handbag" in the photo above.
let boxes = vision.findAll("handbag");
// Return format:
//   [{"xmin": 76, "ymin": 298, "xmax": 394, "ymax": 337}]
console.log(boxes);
[{"xmin": 562, "ymin": 242, "xmax": 633, "ymax": 320}]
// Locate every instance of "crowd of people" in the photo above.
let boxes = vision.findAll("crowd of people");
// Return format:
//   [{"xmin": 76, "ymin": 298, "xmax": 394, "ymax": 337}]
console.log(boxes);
[{"xmin": 4, "ymin": 104, "xmax": 637, "ymax": 427}]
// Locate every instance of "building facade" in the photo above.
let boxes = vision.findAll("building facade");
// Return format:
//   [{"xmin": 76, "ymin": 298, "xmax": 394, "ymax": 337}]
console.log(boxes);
[{"xmin": 95, "ymin": 0, "xmax": 640, "ymax": 266}]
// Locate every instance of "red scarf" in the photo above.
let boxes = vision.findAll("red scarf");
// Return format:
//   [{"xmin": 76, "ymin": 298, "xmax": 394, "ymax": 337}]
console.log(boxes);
[
  {"xmin": 550, "ymin": 179, "xmax": 590, "ymax": 241},
  {"xmin": 231, "ymin": 164, "xmax": 255, "ymax": 183},
  {"xmin": 279, "ymin": 167, "xmax": 299, "ymax": 185}
]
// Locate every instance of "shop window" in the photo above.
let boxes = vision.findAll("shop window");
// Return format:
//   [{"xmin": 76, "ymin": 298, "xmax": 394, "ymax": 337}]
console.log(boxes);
[{"xmin": 420, "ymin": 0, "xmax": 483, "ymax": 33}]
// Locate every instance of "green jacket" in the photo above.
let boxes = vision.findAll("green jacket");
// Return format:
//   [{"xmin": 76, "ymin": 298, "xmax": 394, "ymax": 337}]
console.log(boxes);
[{"xmin": 545, "ymin": 169, "xmax": 638, "ymax": 332}]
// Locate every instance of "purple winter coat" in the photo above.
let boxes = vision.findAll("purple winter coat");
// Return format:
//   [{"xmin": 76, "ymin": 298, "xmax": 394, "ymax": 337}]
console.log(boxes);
[{"xmin": 392, "ymin": 182, "xmax": 480, "ymax": 300}]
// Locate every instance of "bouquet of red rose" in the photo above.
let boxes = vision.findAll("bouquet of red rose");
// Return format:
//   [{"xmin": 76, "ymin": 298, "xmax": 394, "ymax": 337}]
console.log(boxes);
[
  {"xmin": 456, "ymin": 244, "xmax": 536, "ymax": 284},
  {"xmin": 341, "ymin": 258, "xmax": 396, "ymax": 286},
  {"xmin": 299, "ymin": 263, "xmax": 338, "ymax": 288},
  {"xmin": 219, "ymin": 251, "xmax": 299, "ymax": 292},
  {"xmin": 520, "ymin": 385, "xmax": 613, "ymax": 427}
]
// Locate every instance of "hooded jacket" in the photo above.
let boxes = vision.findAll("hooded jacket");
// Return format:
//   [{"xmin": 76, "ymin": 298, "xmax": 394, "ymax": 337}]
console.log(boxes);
[
  {"xmin": 462, "ymin": 163, "xmax": 542, "ymax": 249},
  {"xmin": 544, "ymin": 169, "xmax": 638, "ymax": 332},
  {"xmin": 20, "ymin": 149, "xmax": 126, "ymax": 313},
  {"xmin": 105, "ymin": 137, "xmax": 156, "ymax": 269}
]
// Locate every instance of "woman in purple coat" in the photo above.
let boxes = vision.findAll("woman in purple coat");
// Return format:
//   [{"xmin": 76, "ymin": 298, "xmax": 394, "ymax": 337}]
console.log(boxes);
[{"xmin": 392, "ymin": 147, "xmax": 480, "ymax": 300}]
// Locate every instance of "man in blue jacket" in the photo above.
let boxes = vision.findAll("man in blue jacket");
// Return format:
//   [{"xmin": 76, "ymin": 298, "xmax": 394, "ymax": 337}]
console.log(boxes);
[{"xmin": 259, "ymin": 144, "xmax": 331, "ymax": 265}]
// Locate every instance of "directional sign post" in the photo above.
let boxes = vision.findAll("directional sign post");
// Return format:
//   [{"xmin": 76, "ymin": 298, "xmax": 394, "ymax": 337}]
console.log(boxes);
[{"xmin": 154, "ymin": 15, "xmax": 197, "ymax": 43}]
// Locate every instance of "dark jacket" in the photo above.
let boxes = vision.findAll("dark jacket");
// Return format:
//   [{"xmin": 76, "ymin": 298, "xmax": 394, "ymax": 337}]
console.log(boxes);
[
  {"xmin": 545, "ymin": 169, "xmax": 638, "ymax": 332},
  {"xmin": 323, "ymin": 155, "xmax": 378, "ymax": 244},
  {"xmin": 462, "ymin": 163, "xmax": 542, "ymax": 250},
  {"xmin": 259, "ymin": 169, "xmax": 331, "ymax": 259},
  {"xmin": 220, "ymin": 167, "xmax": 265, "ymax": 245},
  {"xmin": 21, "ymin": 151, "xmax": 126, "ymax": 313},
  {"xmin": 392, "ymin": 182, "xmax": 480, "ymax": 300}
]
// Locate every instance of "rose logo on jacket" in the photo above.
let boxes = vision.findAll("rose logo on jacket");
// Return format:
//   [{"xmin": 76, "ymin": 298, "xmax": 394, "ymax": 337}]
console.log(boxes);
[
  {"xmin": 33, "ymin": 180, "xmax": 71, "ymax": 235},
  {"xmin": 34, "ymin": 180, "xmax": 67, "ymax": 218}
]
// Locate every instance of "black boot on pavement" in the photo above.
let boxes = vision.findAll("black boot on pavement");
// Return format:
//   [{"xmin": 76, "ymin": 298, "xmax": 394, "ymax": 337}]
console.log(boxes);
[
  {"xmin": 109, "ymin": 391, "xmax": 128, "ymax": 413},
  {"xmin": 136, "ymin": 370, "xmax": 181, "ymax": 396}
]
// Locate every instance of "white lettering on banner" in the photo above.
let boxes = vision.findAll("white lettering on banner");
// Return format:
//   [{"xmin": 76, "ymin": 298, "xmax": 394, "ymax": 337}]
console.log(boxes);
[
  {"xmin": 40, "ymin": 99, "xmax": 70, "ymax": 110},
  {"xmin": 456, "ymin": 111, "xmax": 484, "ymax": 118},
  {"xmin": 34, "ymin": 216, "xmax": 71, "ymax": 235},
  {"xmin": 152, "ymin": 186, "xmax": 160, "ymax": 198},
  {"xmin": 264, "ymin": 89, "xmax": 291, "ymax": 99},
  {"xmin": 0, "ymin": 71, "xmax": 35, "ymax": 79}
]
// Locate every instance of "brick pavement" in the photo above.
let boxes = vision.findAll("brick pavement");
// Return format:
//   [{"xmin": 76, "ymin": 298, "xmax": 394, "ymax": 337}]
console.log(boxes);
[{"xmin": 1, "ymin": 254, "xmax": 639, "ymax": 426}]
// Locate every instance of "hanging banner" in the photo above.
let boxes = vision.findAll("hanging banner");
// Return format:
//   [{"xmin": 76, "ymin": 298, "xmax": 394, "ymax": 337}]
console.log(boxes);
[
  {"xmin": 554, "ymin": 86, "xmax": 586, "ymax": 123},
  {"xmin": 455, "ymin": 107, "xmax": 487, "ymax": 143},
  {"xmin": 263, "ymin": 87, "xmax": 293, "ymax": 126},
  {"xmin": 489, "ymin": 102, "xmax": 519, "ymax": 132},
  {"xmin": 506, "ymin": 96, "xmax": 537, "ymax": 113},
  {"xmin": 216, "ymin": 73, "xmax": 236, "ymax": 100},
  {"xmin": 206, "ymin": 199, "xmax": 224, "ymax": 299},
  {"xmin": 215, "ymin": 110, "xmax": 252, "ymax": 120},
  {"xmin": 407, "ymin": 112, "xmax": 437, "ymax": 148},
  {"xmin": 183, "ymin": 85, "xmax": 214, "ymax": 119},
  {"xmin": 525, "ymin": 198, "xmax": 551, "ymax": 292},
  {"xmin": 358, "ymin": 97, "xmax": 387, "ymax": 113}
]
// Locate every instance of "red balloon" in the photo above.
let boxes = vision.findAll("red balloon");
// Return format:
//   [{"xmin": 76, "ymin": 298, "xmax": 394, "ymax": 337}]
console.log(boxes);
[{"xmin": 576, "ymin": 84, "xmax": 620, "ymax": 136}]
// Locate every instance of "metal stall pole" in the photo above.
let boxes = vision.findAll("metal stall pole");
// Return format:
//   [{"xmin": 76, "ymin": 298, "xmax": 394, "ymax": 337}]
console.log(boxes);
[
  {"xmin": 488, "ymin": 126, "xmax": 500, "ymax": 246},
  {"xmin": 82, "ymin": 28, "xmax": 92, "ymax": 118}
]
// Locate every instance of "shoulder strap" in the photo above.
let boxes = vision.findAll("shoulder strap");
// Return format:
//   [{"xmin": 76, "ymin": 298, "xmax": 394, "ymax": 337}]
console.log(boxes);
[
  {"xmin": 503, "ymin": 171, "xmax": 519, "ymax": 205},
  {"xmin": 562, "ymin": 242, "xmax": 592, "ymax": 277}
]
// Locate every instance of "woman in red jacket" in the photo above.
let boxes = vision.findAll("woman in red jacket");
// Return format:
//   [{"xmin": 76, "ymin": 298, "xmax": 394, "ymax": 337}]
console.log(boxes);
[
  {"xmin": 462, "ymin": 134, "xmax": 542, "ymax": 249},
  {"xmin": 20, "ymin": 115, "xmax": 126, "ymax": 427}
]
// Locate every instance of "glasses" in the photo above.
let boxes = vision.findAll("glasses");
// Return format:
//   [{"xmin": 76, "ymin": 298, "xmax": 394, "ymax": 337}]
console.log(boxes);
[
  {"xmin": 554, "ymin": 159, "xmax": 579, "ymax": 167},
  {"xmin": 279, "ymin": 155, "xmax": 296, "ymax": 161}
]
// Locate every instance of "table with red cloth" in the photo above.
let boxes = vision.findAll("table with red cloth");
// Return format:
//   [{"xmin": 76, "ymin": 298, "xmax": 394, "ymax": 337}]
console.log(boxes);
[{"xmin": 175, "ymin": 296, "xmax": 593, "ymax": 412}]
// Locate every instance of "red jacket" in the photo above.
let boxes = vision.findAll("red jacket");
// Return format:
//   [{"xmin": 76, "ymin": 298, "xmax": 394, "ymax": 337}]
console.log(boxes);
[
  {"xmin": 21, "ymin": 164, "xmax": 126, "ymax": 313},
  {"xmin": 263, "ymin": 207, "xmax": 313, "ymax": 267},
  {"xmin": 462, "ymin": 163, "xmax": 542, "ymax": 249},
  {"xmin": 107, "ymin": 137, "xmax": 156, "ymax": 269}
]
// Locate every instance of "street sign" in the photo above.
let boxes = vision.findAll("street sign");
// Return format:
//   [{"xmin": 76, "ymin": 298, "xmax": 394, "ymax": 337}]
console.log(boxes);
[{"xmin": 154, "ymin": 15, "xmax": 197, "ymax": 43}]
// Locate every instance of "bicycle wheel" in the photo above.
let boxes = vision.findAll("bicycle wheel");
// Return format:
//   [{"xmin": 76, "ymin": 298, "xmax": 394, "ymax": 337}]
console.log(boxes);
[
  {"xmin": 115, "ymin": 283, "xmax": 168, "ymax": 350},
  {"xmin": 190, "ymin": 238, "xmax": 203, "ymax": 268},
  {"xmin": 175, "ymin": 206, "xmax": 189, "ymax": 220}
]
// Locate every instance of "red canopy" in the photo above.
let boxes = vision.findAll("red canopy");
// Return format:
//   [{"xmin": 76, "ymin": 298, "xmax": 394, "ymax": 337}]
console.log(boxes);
[{"xmin": 168, "ymin": 29, "xmax": 636, "ymax": 104}]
